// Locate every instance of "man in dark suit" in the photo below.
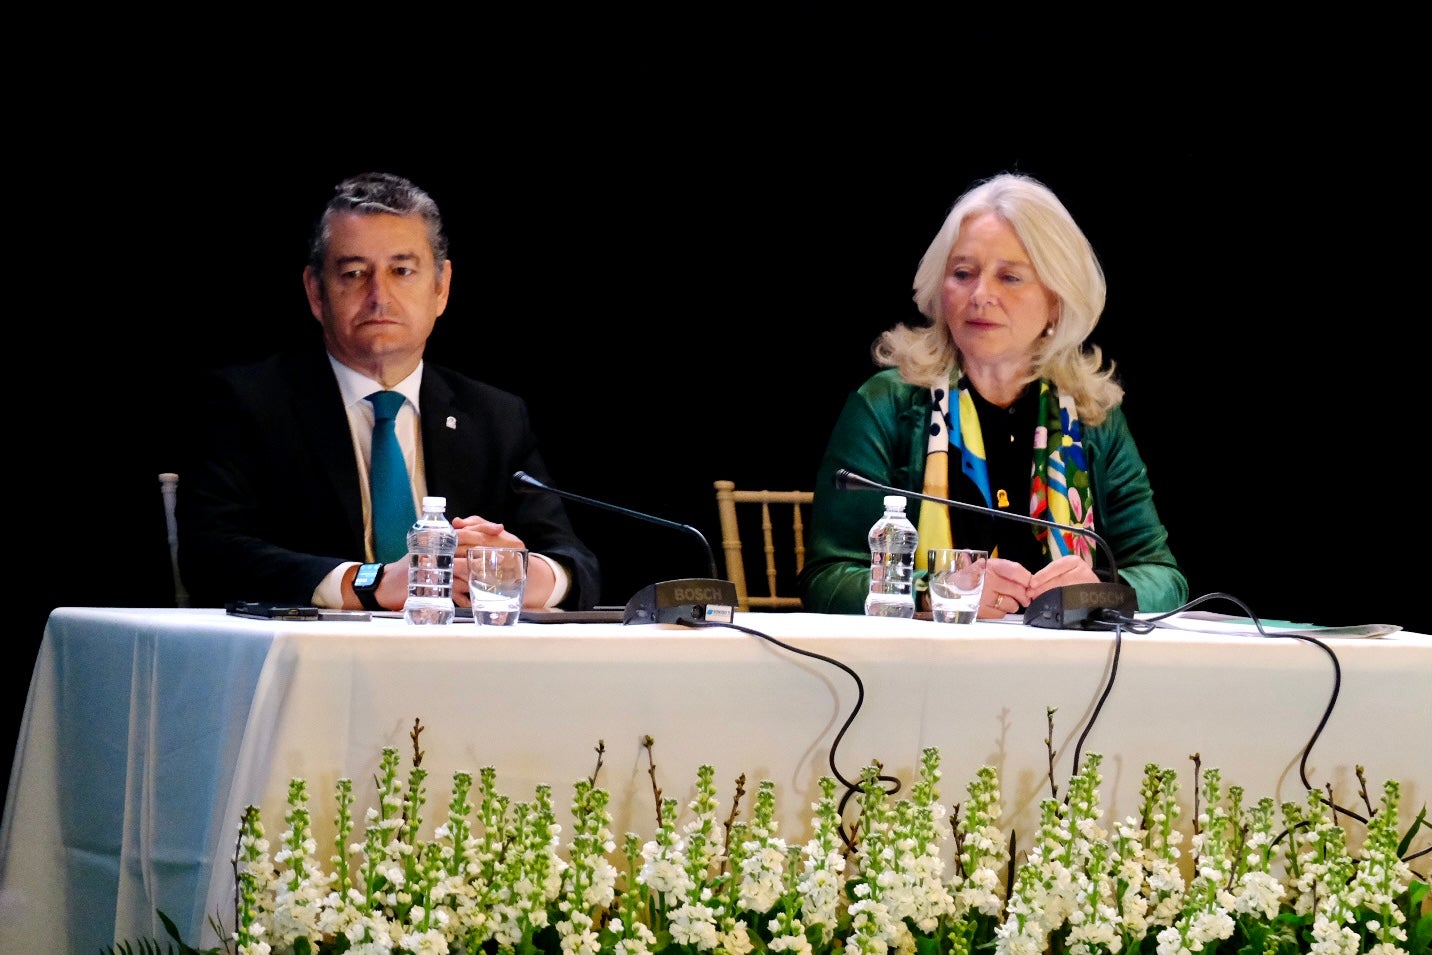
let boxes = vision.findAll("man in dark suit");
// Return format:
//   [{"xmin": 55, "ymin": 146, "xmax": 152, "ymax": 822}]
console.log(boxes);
[{"xmin": 178, "ymin": 172, "xmax": 599, "ymax": 611}]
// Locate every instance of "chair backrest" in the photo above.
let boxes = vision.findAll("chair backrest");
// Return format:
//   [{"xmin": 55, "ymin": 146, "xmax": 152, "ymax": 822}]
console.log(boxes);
[
  {"xmin": 713, "ymin": 480, "xmax": 814, "ymax": 611},
  {"xmin": 159, "ymin": 472, "xmax": 190, "ymax": 608}
]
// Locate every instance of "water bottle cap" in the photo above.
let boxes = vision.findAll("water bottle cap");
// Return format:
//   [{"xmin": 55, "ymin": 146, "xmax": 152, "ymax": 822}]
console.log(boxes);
[
  {"xmin": 883, "ymin": 495, "xmax": 906, "ymax": 510},
  {"xmin": 422, "ymin": 496, "xmax": 447, "ymax": 510}
]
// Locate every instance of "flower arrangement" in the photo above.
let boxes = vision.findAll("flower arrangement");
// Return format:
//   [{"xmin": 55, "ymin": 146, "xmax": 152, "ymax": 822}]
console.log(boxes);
[{"xmin": 126, "ymin": 717, "xmax": 1430, "ymax": 955}]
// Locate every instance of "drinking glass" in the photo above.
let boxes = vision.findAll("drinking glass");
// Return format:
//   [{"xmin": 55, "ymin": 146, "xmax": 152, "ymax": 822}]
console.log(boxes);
[
  {"xmin": 926, "ymin": 548, "xmax": 988, "ymax": 624},
  {"xmin": 467, "ymin": 546, "xmax": 528, "ymax": 626}
]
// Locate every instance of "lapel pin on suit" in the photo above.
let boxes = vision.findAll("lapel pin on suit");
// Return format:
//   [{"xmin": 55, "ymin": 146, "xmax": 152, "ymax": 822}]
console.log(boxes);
[{"xmin": 446, "ymin": 416, "xmax": 457, "ymax": 430}]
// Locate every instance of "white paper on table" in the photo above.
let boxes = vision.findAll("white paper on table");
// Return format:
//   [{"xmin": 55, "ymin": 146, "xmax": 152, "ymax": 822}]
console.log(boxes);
[{"xmin": 1147, "ymin": 610, "xmax": 1401, "ymax": 639}]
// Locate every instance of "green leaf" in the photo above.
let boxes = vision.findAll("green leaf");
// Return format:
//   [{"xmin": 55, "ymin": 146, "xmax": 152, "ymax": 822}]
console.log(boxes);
[
  {"xmin": 101, "ymin": 938, "xmax": 172, "ymax": 955},
  {"xmin": 157, "ymin": 910, "xmax": 218, "ymax": 955},
  {"xmin": 1398, "ymin": 803, "xmax": 1429, "ymax": 856},
  {"xmin": 1408, "ymin": 903, "xmax": 1432, "ymax": 955}
]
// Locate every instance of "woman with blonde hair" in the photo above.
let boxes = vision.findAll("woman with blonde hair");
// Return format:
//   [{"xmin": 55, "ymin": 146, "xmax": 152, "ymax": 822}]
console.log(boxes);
[{"xmin": 801, "ymin": 173, "xmax": 1186, "ymax": 618}]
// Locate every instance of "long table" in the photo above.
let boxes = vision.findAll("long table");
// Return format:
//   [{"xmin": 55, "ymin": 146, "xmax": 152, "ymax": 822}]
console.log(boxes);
[{"xmin": 3, "ymin": 607, "xmax": 1429, "ymax": 952}]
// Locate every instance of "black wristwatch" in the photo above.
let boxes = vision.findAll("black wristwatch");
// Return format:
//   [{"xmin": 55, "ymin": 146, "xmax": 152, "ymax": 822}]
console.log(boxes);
[{"xmin": 353, "ymin": 562, "xmax": 386, "ymax": 611}]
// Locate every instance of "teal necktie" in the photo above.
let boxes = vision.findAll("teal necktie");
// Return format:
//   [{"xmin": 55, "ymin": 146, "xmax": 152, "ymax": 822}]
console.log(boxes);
[{"xmin": 368, "ymin": 391, "xmax": 416, "ymax": 563}]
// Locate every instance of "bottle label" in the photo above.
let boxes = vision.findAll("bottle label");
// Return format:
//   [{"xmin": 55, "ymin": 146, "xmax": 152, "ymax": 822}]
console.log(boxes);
[
  {"xmin": 408, "ymin": 551, "xmax": 454, "ymax": 598},
  {"xmin": 869, "ymin": 552, "xmax": 914, "ymax": 594}
]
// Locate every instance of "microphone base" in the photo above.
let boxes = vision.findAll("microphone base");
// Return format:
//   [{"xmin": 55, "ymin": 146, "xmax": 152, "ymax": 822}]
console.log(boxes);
[
  {"xmin": 1023, "ymin": 582, "xmax": 1138, "ymax": 630},
  {"xmin": 623, "ymin": 578, "xmax": 739, "ymax": 625}
]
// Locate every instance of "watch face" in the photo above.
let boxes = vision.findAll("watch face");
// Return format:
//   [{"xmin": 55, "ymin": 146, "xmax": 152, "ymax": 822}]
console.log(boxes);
[{"xmin": 355, "ymin": 563, "xmax": 381, "ymax": 588}]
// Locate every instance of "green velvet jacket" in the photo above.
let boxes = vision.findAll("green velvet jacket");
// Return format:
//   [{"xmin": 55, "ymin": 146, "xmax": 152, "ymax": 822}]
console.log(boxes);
[{"xmin": 799, "ymin": 370, "xmax": 1188, "ymax": 614}]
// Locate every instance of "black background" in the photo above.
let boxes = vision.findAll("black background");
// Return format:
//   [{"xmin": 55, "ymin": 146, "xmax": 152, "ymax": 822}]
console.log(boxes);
[{"xmin": 7, "ymin": 34, "xmax": 1424, "ymax": 794}]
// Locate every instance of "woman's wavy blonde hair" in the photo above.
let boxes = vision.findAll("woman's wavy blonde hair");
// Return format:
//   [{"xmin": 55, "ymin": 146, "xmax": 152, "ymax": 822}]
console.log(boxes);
[{"xmin": 873, "ymin": 172, "xmax": 1123, "ymax": 424}]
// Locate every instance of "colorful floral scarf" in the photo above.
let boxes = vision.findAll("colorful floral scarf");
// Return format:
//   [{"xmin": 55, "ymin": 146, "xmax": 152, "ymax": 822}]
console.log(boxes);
[{"xmin": 916, "ymin": 379, "xmax": 1095, "ymax": 571}]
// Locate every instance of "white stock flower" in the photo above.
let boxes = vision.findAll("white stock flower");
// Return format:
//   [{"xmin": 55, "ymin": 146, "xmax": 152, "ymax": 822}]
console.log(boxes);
[
  {"xmin": 397, "ymin": 928, "xmax": 449, "ymax": 954},
  {"xmin": 1232, "ymin": 870, "xmax": 1285, "ymax": 920},
  {"xmin": 669, "ymin": 900, "xmax": 720, "ymax": 948}
]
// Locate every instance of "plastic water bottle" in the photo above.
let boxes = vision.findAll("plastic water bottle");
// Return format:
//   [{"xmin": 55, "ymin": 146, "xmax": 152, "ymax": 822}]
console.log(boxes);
[
  {"xmin": 864, "ymin": 494, "xmax": 918, "ymax": 618},
  {"xmin": 404, "ymin": 496, "xmax": 457, "ymax": 625}
]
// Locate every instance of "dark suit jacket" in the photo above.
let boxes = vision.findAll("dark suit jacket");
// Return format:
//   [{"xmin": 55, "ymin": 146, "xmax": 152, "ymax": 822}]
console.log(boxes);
[{"xmin": 177, "ymin": 348, "xmax": 601, "ymax": 609}]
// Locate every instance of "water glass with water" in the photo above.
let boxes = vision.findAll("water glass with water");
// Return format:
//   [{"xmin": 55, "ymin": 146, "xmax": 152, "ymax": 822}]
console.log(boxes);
[
  {"xmin": 926, "ymin": 548, "xmax": 988, "ymax": 624},
  {"xmin": 467, "ymin": 546, "xmax": 528, "ymax": 626}
]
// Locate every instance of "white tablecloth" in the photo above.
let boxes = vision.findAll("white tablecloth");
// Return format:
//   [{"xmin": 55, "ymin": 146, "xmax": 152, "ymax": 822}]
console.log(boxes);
[{"xmin": 3, "ymin": 608, "xmax": 1429, "ymax": 952}]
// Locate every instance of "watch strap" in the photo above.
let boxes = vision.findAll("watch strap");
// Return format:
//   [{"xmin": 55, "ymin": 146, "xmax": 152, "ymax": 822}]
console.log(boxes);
[{"xmin": 354, "ymin": 563, "xmax": 386, "ymax": 611}]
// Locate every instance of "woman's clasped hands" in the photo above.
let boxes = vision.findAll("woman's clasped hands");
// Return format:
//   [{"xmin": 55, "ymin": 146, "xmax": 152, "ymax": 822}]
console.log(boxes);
[{"xmin": 980, "ymin": 554, "xmax": 1101, "ymax": 618}]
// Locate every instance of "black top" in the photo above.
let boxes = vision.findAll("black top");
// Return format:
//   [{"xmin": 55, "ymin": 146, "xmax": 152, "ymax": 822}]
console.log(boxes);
[{"xmin": 947, "ymin": 379, "xmax": 1044, "ymax": 569}]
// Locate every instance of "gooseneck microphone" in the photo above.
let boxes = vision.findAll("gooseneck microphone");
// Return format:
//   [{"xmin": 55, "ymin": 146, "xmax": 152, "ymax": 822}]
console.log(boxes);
[
  {"xmin": 511, "ymin": 471, "xmax": 737, "ymax": 624},
  {"xmin": 513, "ymin": 470, "xmax": 718, "ymax": 576},
  {"xmin": 832, "ymin": 468, "xmax": 1138, "ymax": 629}
]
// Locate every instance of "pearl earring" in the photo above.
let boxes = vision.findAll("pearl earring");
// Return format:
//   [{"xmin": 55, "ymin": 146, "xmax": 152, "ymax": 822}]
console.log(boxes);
[{"xmin": 1043, "ymin": 326, "xmax": 1055, "ymax": 337}]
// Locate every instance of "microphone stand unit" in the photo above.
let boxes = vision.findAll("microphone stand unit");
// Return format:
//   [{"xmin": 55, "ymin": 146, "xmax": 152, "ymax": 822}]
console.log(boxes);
[{"xmin": 511, "ymin": 471, "xmax": 738, "ymax": 625}]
